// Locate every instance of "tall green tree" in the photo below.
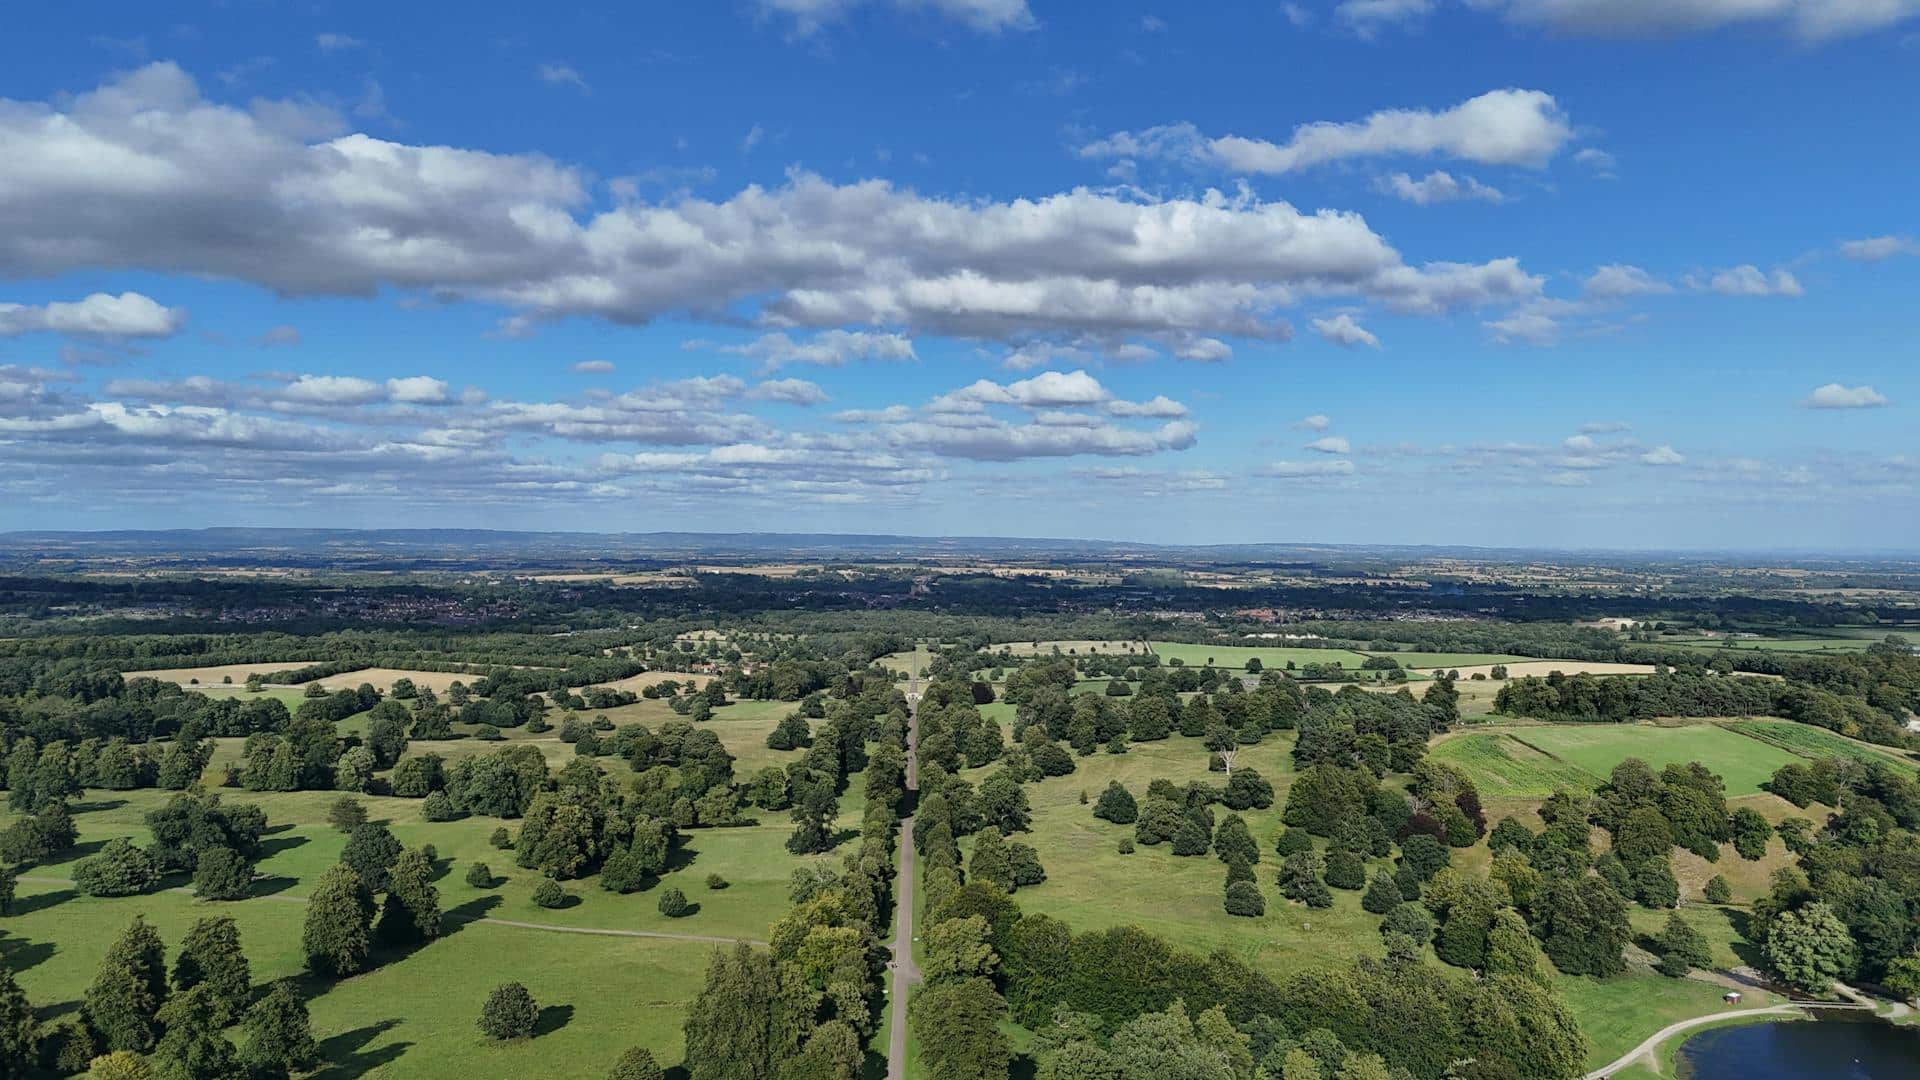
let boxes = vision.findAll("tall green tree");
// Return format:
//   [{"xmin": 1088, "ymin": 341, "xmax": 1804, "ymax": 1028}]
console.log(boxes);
[
  {"xmin": 1765, "ymin": 902, "xmax": 1856, "ymax": 992},
  {"xmin": 302, "ymin": 865, "xmax": 374, "ymax": 976},
  {"xmin": 150, "ymin": 984, "xmax": 246, "ymax": 1080},
  {"xmin": 683, "ymin": 941, "xmax": 776, "ymax": 1080},
  {"xmin": 378, "ymin": 848, "xmax": 443, "ymax": 943},
  {"xmin": 172, "ymin": 917, "xmax": 252, "ymax": 1024},
  {"xmin": 86, "ymin": 916, "xmax": 169, "ymax": 1052},
  {"xmin": 240, "ymin": 981, "xmax": 318, "ymax": 1077},
  {"xmin": 0, "ymin": 955, "xmax": 34, "ymax": 1076},
  {"xmin": 911, "ymin": 976, "xmax": 1011, "ymax": 1080}
]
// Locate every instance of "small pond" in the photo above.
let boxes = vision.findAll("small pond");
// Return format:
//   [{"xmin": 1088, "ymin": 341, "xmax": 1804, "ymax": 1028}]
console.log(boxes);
[{"xmin": 1676, "ymin": 1014, "xmax": 1920, "ymax": 1079}]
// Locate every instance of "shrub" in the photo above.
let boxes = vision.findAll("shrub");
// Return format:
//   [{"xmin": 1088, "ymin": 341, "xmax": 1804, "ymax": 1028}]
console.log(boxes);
[
  {"xmin": 475, "ymin": 725, "xmax": 504, "ymax": 742},
  {"xmin": 532, "ymin": 878, "xmax": 566, "ymax": 909},
  {"xmin": 1325, "ymin": 849, "xmax": 1366, "ymax": 890},
  {"xmin": 421, "ymin": 792, "xmax": 459, "ymax": 822},
  {"xmin": 490, "ymin": 827, "xmax": 513, "ymax": 849},
  {"xmin": 608, "ymin": 1046, "xmax": 666, "ymax": 1080},
  {"xmin": 1224, "ymin": 880, "xmax": 1265, "ymax": 917},
  {"xmin": 1704, "ymin": 875, "xmax": 1732, "ymax": 904},
  {"xmin": 705, "ymin": 873, "xmax": 729, "ymax": 890},
  {"xmin": 658, "ymin": 887, "xmax": 691, "ymax": 917},
  {"xmin": 465, "ymin": 862, "xmax": 496, "ymax": 889},
  {"xmin": 192, "ymin": 846, "xmax": 255, "ymax": 901},
  {"xmin": 1362, "ymin": 871, "xmax": 1402, "ymax": 914},
  {"xmin": 477, "ymin": 983, "xmax": 539, "ymax": 1041},
  {"xmin": 326, "ymin": 796, "xmax": 367, "ymax": 833},
  {"xmin": 73, "ymin": 838, "xmax": 160, "ymax": 897},
  {"xmin": 1382, "ymin": 902, "xmax": 1434, "ymax": 946},
  {"xmin": 1275, "ymin": 829, "xmax": 1313, "ymax": 857},
  {"xmin": 1117, "ymin": 837, "xmax": 1134, "ymax": 855}
]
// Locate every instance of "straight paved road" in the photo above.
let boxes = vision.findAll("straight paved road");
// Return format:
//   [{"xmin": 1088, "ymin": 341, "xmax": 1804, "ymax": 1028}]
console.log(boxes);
[{"xmin": 886, "ymin": 655, "xmax": 925, "ymax": 1080}]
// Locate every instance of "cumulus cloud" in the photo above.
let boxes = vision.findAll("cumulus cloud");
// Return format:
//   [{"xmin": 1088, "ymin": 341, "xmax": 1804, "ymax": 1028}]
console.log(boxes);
[
  {"xmin": 1307, "ymin": 435, "xmax": 1352, "ymax": 454},
  {"xmin": 1696, "ymin": 265, "xmax": 1804, "ymax": 297},
  {"xmin": 0, "ymin": 292, "xmax": 185, "ymax": 339},
  {"xmin": 1078, "ymin": 89, "xmax": 1573, "ymax": 175},
  {"xmin": 1583, "ymin": 264, "xmax": 1672, "ymax": 298},
  {"xmin": 537, "ymin": 63, "xmax": 590, "ymax": 92},
  {"xmin": 386, "ymin": 376, "xmax": 450, "ymax": 404},
  {"xmin": 746, "ymin": 377, "xmax": 831, "ymax": 405},
  {"xmin": 1378, "ymin": 170, "xmax": 1505, "ymax": 205},
  {"xmin": 1469, "ymin": 0, "xmax": 1920, "ymax": 40},
  {"xmin": 1574, "ymin": 147, "xmax": 1618, "ymax": 177},
  {"xmin": 1839, "ymin": 235, "xmax": 1917, "ymax": 261},
  {"xmin": 1310, "ymin": 313, "xmax": 1380, "ymax": 348},
  {"xmin": 1482, "ymin": 310, "xmax": 1560, "ymax": 346},
  {"xmin": 1257, "ymin": 459, "xmax": 1356, "ymax": 478},
  {"xmin": 1295, "ymin": 414, "xmax": 1332, "ymax": 431},
  {"xmin": 1580, "ymin": 420, "xmax": 1631, "ymax": 433},
  {"xmin": 760, "ymin": 0, "xmax": 1035, "ymax": 36},
  {"xmin": 0, "ymin": 66, "xmax": 1542, "ymax": 349},
  {"xmin": 1641, "ymin": 445, "xmax": 1685, "ymax": 465},
  {"xmin": 716, "ymin": 330, "xmax": 917, "ymax": 370},
  {"xmin": 571, "ymin": 360, "xmax": 616, "ymax": 374},
  {"xmin": 1805, "ymin": 383, "xmax": 1889, "ymax": 409}
]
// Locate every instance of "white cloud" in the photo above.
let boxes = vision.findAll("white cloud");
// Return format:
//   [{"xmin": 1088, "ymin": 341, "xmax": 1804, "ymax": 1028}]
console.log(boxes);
[
  {"xmin": 759, "ymin": 0, "xmax": 1036, "ymax": 35},
  {"xmin": 746, "ymin": 377, "xmax": 830, "ymax": 405},
  {"xmin": 1544, "ymin": 471, "xmax": 1591, "ymax": 487},
  {"xmin": 1698, "ymin": 265, "xmax": 1803, "ymax": 297},
  {"xmin": 1573, "ymin": 147, "xmax": 1618, "ymax": 177},
  {"xmin": 1641, "ymin": 445, "xmax": 1685, "ymax": 465},
  {"xmin": 0, "ymin": 65, "xmax": 1540, "ymax": 356},
  {"xmin": 1564, "ymin": 434, "xmax": 1597, "ymax": 451},
  {"xmin": 1580, "ymin": 420, "xmax": 1630, "ymax": 433},
  {"xmin": 1307, "ymin": 435, "xmax": 1352, "ymax": 454},
  {"xmin": 1295, "ymin": 414, "xmax": 1332, "ymax": 431},
  {"xmin": 1470, "ymin": 0, "xmax": 1920, "ymax": 41},
  {"xmin": 739, "ymin": 124, "xmax": 766, "ymax": 152},
  {"xmin": 1378, "ymin": 170, "xmax": 1505, "ymax": 205},
  {"xmin": 1839, "ymin": 235, "xmax": 1917, "ymax": 262},
  {"xmin": 1583, "ymin": 264, "xmax": 1673, "ymax": 298},
  {"xmin": 1173, "ymin": 337, "xmax": 1233, "ymax": 362},
  {"xmin": 0, "ymin": 292, "xmax": 185, "ymax": 338},
  {"xmin": 386, "ymin": 376, "xmax": 450, "ymax": 404},
  {"xmin": 1337, "ymin": 0, "xmax": 1437, "ymax": 34},
  {"xmin": 537, "ymin": 64, "xmax": 590, "ymax": 92},
  {"xmin": 1805, "ymin": 383, "xmax": 1889, "ymax": 409},
  {"xmin": 1106, "ymin": 395, "xmax": 1189, "ymax": 418},
  {"xmin": 571, "ymin": 360, "xmax": 616, "ymax": 374},
  {"xmin": 717, "ymin": 330, "xmax": 917, "ymax": 370},
  {"xmin": 316, "ymin": 33, "xmax": 364, "ymax": 52},
  {"xmin": 1141, "ymin": 14, "xmax": 1169, "ymax": 30},
  {"xmin": 1079, "ymin": 89, "xmax": 1573, "ymax": 175},
  {"xmin": 1257, "ymin": 459, "xmax": 1356, "ymax": 478},
  {"xmin": 1310, "ymin": 313, "xmax": 1380, "ymax": 348},
  {"xmin": 1482, "ymin": 311, "xmax": 1561, "ymax": 346}
]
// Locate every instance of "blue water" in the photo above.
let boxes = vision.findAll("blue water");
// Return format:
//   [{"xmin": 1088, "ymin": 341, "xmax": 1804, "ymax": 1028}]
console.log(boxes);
[{"xmin": 1676, "ymin": 1018, "xmax": 1920, "ymax": 1079}]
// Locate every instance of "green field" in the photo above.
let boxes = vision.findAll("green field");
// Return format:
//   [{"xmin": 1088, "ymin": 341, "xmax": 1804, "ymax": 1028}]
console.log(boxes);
[
  {"xmin": 1509, "ymin": 723, "xmax": 1802, "ymax": 796},
  {"xmin": 1146, "ymin": 642, "xmax": 1373, "ymax": 671},
  {"xmin": 1661, "ymin": 637, "xmax": 1876, "ymax": 653},
  {"xmin": 1428, "ymin": 733, "xmax": 1603, "ymax": 797},
  {"xmin": 1359, "ymin": 651, "xmax": 1531, "ymax": 669},
  {"xmin": 1723, "ymin": 719, "xmax": 1919, "ymax": 772}
]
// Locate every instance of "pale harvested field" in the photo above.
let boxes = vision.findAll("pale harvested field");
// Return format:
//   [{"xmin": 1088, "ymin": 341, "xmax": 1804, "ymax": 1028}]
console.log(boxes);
[
  {"xmin": 1446, "ymin": 660, "xmax": 1657, "ymax": 680},
  {"xmin": 122, "ymin": 661, "xmax": 321, "ymax": 686},
  {"xmin": 601, "ymin": 670, "xmax": 715, "ymax": 693},
  {"xmin": 990, "ymin": 639, "xmax": 1150, "ymax": 657},
  {"xmin": 296, "ymin": 667, "xmax": 496, "ymax": 694}
]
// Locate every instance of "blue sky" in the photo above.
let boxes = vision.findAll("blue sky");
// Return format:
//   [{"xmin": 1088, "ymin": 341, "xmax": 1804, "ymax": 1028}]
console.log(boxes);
[{"xmin": 0, "ymin": 1, "xmax": 1914, "ymax": 549}]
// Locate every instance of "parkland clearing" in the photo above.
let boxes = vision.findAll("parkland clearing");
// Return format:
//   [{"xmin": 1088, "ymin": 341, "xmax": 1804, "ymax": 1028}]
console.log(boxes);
[{"xmin": 0, "ymin": 532, "xmax": 1916, "ymax": 1078}]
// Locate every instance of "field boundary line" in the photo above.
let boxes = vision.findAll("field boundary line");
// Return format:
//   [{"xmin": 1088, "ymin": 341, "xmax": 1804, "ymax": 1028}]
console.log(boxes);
[{"xmin": 17, "ymin": 875, "xmax": 767, "ymax": 947}]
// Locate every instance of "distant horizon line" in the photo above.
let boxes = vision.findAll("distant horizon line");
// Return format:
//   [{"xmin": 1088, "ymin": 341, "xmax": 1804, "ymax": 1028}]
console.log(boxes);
[{"xmin": 2, "ymin": 525, "xmax": 1917, "ymax": 561}]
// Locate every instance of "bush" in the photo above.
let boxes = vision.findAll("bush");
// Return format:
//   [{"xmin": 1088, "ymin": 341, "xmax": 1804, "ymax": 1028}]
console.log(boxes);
[
  {"xmin": 465, "ymin": 862, "xmax": 496, "ymax": 889},
  {"xmin": 73, "ymin": 838, "xmax": 160, "ymax": 897},
  {"xmin": 657, "ymin": 887, "xmax": 691, "ymax": 917},
  {"xmin": 477, "ymin": 982, "xmax": 539, "ymax": 1041},
  {"xmin": 608, "ymin": 1046, "xmax": 665, "ymax": 1080},
  {"xmin": 193, "ymin": 846, "xmax": 255, "ymax": 901},
  {"xmin": 1275, "ymin": 829, "xmax": 1313, "ymax": 857},
  {"xmin": 705, "ymin": 874, "xmax": 729, "ymax": 890},
  {"xmin": 421, "ymin": 792, "xmax": 459, "ymax": 822},
  {"xmin": 1117, "ymin": 837, "xmax": 1135, "ymax": 855},
  {"xmin": 326, "ymin": 797, "xmax": 367, "ymax": 833},
  {"xmin": 1325, "ymin": 849, "xmax": 1366, "ymax": 890},
  {"xmin": 1704, "ymin": 875, "xmax": 1732, "ymax": 904},
  {"xmin": 491, "ymin": 827, "xmax": 513, "ymax": 849},
  {"xmin": 532, "ymin": 878, "xmax": 566, "ymax": 909},
  {"xmin": 1361, "ymin": 871, "xmax": 1402, "ymax": 914},
  {"xmin": 1383, "ymin": 902, "xmax": 1434, "ymax": 946},
  {"xmin": 475, "ymin": 725, "xmax": 504, "ymax": 742},
  {"xmin": 1224, "ymin": 880, "xmax": 1266, "ymax": 917}
]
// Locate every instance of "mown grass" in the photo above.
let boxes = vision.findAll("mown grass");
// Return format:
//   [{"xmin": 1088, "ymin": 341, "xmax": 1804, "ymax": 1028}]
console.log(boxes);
[
  {"xmin": 1145, "ymin": 642, "xmax": 1373, "ymax": 671},
  {"xmin": 1358, "ymin": 651, "xmax": 1530, "ymax": 669},
  {"xmin": 1724, "ymin": 719, "xmax": 1919, "ymax": 772},
  {"xmin": 1427, "ymin": 732, "xmax": 1601, "ymax": 797},
  {"xmin": 1510, "ymin": 723, "xmax": 1800, "ymax": 796}
]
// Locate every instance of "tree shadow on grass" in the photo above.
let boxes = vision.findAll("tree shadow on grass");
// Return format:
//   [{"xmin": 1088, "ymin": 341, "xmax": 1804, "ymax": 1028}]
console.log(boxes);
[
  {"xmin": 71, "ymin": 798, "xmax": 127, "ymax": 815},
  {"xmin": 0, "ymin": 933, "xmax": 55, "ymax": 975},
  {"xmin": 311, "ymin": 1019, "xmax": 412, "ymax": 1080},
  {"xmin": 249, "ymin": 874, "xmax": 300, "ymax": 898},
  {"xmin": 11, "ymin": 889, "xmax": 75, "ymax": 916},
  {"xmin": 427, "ymin": 855, "xmax": 455, "ymax": 882},
  {"xmin": 258, "ymin": 834, "xmax": 309, "ymax": 859},
  {"xmin": 534, "ymin": 1003, "xmax": 574, "ymax": 1038},
  {"xmin": 441, "ymin": 894, "xmax": 503, "ymax": 934},
  {"xmin": 60, "ymin": 839, "xmax": 108, "ymax": 861},
  {"xmin": 664, "ymin": 846, "xmax": 699, "ymax": 873},
  {"xmin": 262, "ymin": 821, "xmax": 298, "ymax": 836}
]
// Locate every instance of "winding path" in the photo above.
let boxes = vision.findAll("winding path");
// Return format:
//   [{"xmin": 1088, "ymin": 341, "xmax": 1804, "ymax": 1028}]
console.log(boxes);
[
  {"xmin": 885, "ymin": 647, "xmax": 925, "ymax": 1080},
  {"xmin": 17, "ymin": 875, "xmax": 767, "ymax": 947},
  {"xmin": 1582, "ymin": 1004, "xmax": 1802, "ymax": 1079}
]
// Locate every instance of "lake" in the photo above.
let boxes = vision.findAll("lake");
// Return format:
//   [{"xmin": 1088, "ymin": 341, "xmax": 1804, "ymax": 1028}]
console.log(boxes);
[{"xmin": 1677, "ymin": 1016, "xmax": 1920, "ymax": 1078}]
